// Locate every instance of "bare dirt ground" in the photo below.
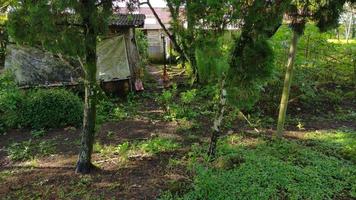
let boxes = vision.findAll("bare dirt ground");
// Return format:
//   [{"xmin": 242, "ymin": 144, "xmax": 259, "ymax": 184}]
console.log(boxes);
[{"xmin": 0, "ymin": 101, "xmax": 193, "ymax": 199}]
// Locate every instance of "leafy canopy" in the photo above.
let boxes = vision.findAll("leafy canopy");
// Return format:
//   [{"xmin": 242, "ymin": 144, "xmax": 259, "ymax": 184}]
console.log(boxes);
[
  {"xmin": 227, "ymin": 0, "xmax": 291, "ymax": 108},
  {"xmin": 6, "ymin": 0, "xmax": 138, "ymax": 58}
]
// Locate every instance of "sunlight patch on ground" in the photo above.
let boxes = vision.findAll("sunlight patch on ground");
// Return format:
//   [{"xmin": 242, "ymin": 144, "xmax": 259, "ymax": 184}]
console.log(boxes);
[
  {"xmin": 327, "ymin": 39, "xmax": 356, "ymax": 44},
  {"xmin": 303, "ymin": 129, "xmax": 356, "ymax": 162}
]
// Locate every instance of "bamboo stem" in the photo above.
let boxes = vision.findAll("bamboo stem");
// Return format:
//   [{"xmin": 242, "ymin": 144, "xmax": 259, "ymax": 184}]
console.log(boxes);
[{"xmin": 276, "ymin": 31, "xmax": 300, "ymax": 137}]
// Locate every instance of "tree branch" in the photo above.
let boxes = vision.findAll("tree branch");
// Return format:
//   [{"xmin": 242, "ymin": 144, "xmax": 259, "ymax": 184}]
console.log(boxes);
[{"xmin": 95, "ymin": 0, "xmax": 109, "ymax": 7}]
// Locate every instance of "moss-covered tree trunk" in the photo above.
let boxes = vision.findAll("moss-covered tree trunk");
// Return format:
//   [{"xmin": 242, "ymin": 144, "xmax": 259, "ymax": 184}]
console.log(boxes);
[
  {"xmin": 276, "ymin": 30, "xmax": 300, "ymax": 137},
  {"xmin": 208, "ymin": 78, "xmax": 227, "ymax": 158},
  {"xmin": 76, "ymin": 0, "xmax": 98, "ymax": 174}
]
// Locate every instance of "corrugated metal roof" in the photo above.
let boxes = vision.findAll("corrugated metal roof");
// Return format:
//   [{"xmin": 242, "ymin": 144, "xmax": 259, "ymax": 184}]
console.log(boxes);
[
  {"xmin": 115, "ymin": 8, "xmax": 173, "ymax": 30},
  {"xmin": 110, "ymin": 14, "xmax": 146, "ymax": 28}
]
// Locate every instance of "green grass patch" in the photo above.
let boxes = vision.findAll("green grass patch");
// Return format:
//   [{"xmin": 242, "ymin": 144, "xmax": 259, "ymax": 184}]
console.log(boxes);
[
  {"xmin": 161, "ymin": 133, "xmax": 356, "ymax": 200},
  {"xmin": 7, "ymin": 139, "xmax": 56, "ymax": 161},
  {"xmin": 94, "ymin": 137, "xmax": 180, "ymax": 164},
  {"xmin": 0, "ymin": 170, "xmax": 12, "ymax": 182},
  {"xmin": 138, "ymin": 137, "xmax": 180, "ymax": 154},
  {"xmin": 302, "ymin": 129, "xmax": 356, "ymax": 163}
]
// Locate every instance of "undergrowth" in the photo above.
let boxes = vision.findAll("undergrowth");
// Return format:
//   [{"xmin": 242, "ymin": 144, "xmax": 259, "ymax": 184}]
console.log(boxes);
[
  {"xmin": 160, "ymin": 132, "xmax": 356, "ymax": 200},
  {"xmin": 93, "ymin": 137, "xmax": 180, "ymax": 164},
  {"xmin": 7, "ymin": 139, "xmax": 56, "ymax": 161}
]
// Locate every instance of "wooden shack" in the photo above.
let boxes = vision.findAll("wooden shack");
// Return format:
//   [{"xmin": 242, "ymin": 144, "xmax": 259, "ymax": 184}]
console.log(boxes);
[{"xmin": 4, "ymin": 14, "xmax": 146, "ymax": 95}]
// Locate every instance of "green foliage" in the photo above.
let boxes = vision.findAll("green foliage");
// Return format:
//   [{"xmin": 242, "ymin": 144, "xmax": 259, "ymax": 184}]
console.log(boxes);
[
  {"xmin": 303, "ymin": 129, "xmax": 356, "ymax": 163},
  {"xmin": 30, "ymin": 129, "xmax": 46, "ymax": 138},
  {"xmin": 313, "ymin": 0, "xmax": 351, "ymax": 32},
  {"xmin": 226, "ymin": 0, "xmax": 292, "ymax": 109},
  {"xmin": 96, "ymin": 98, "xmax": 116, "ymax": 125},
  {"xmin": 6, "ymin": 0, "xmax": 116, "ymax": 57},
  {"xmin": 94, "ymin": 137, "xmax": 180, "ymax": 161},
  {"xmin": 228, "ymin": 38, "xmax": 275, "ymax": 109},
  {"xmin": 196, "ymin": 33, "xmax": 231, "ymax": 84},
  {"xmin": 256, "ymin": 24, "xmax": 356, "ymax": 116},
  {"xmin": 1, "ymin": 72, "xmax": 84, "ymax": 132},
  {"xmin": 7, "ymin": 2, "xmax": 81, "ymax": 56},
  {"xmin": 166, "ymin": 0, "xmax": 242, "ymax": 75},
  {"xmin": 22, "ymin": 89, "xmax": 83, "ymax": 129},
  {"xmin": 180, "ymin": 89, "xmax": 197, "ymax": 104},
  {"xmin": 0, "ymin": 71, "xmax": 23, "ymax": 132},
  {"xmin": 160, "ymin": 90, "xmax": 174, "ymax": 110},
  {"xmin": 116, "ymin": 141, "xmax": 130, "ymax": 155},
  {"xmin": 135, "ymin": 29, "xmax": 149, "ymax": 67},
  {"xmin": 285, "ymin": 0, "xmax": 352, "ymax": 35},
  {"xmin": 112, "ymin": 107, "xmax": 128, "ymax": 121},
  {"xmin": 96, "ymin": 97, "xmax": 137, "ymax": 125},
  {"xmin": 223, "ymin": 0, "xmax": 290, "ymax": 109},
  {"xmin": 157, "ymin": 87, "xmax": 201, "ymax": 121},
  {"xmin": 162, "ymin": 134, "xmax": 356, "ymax": 200},
  {"xmin": 0, "ymin": 15, "xmax": 8, "ymax": 67},
  {"xmin": 138, "ymin": 138, "xmax": 180, "ymax": 155},
  {"xmin": 7, "ymin": 139, "xmax": 56, "ymax": 161},
  {"xmin": 231, "ymin": 39, "xmax": 275, "ymax": 85}
]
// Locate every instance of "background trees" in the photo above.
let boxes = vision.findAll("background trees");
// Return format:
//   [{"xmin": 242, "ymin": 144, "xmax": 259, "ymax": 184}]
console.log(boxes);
[
  {"xmin": 207, "ymin": 0, "xmax": 292, "ymax": 158},
  {"xmin": 163, "ymin": 0, "xmax": 237, "ymax": 81},
  {"xmin": 276, "ymin": 0, "xmax": 356, "ymax": 137}
]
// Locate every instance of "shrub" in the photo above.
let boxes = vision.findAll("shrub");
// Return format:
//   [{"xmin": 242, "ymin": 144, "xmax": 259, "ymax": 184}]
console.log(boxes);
[
  {"xmin": 96, "ymin": 98, "xmax": 116, "ymax": 125},
  {"xmin": 1, "ymin": 71, "xmax": 83, "ymax": 131},
  {"xmin": 180, "ymin": 89, "xmax": 197, "ymax": 104},
  {"xmin": 0, "ymin": 71, "xmax": 23, "ymax": 132},
  {"xmin": 96, "ymin": 98, "xmax": 130, "ymax": 125},
  {"xmin": 135, "ymin": 29, "xmax": 149, "ymax": 67},
  {"xmin": 22, "ymin": 89, "xmax": 83, "ymax": 129}
]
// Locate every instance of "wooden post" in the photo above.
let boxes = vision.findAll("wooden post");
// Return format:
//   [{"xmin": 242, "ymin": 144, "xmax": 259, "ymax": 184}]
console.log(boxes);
[{"xmin": 161, "ymin": 33, "xmax": 169, "ymax": 85}]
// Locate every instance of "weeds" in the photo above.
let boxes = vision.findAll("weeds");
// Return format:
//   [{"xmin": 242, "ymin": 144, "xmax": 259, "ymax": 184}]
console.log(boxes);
[
  {"xmin": 31, "ymin": 129, "xmax": 46, "ymax": 138},
  {"xmin": 302, "ymin": 129, "xmax": 356, "ymax": 162},
  {"xmin": 94, "ymin": 137, "xmax": 180, "ymax": 164},
  {"xmin": 7, "ymin": 139, "xmax": 56, "ymax": 161},
  {"xmin": 161, "ymin": 133, "xmax": 356, "ymax": 200}
]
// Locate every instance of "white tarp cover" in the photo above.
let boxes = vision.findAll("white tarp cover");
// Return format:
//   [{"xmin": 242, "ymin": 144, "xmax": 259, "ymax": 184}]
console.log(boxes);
[
  {"xmin": 5, "ymin": 35, "xmax": 132, "ymax": 85},
  {"xmin": 5, "ymin": 45, "xmax": 82, "ymax": 86},
  {"xmin": 97, "ymin": 35, "xmax": 131, "ymax": 81}
]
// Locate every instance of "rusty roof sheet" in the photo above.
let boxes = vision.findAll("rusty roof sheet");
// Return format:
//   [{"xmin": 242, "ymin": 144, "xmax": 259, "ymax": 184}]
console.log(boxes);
[{"xmin": 110, "ymin": 14, "xmax": 146, "ymax": 28}]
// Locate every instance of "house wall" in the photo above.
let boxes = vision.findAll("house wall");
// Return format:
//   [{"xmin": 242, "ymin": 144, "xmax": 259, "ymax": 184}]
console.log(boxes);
[
  {"xmin": 146, "ymin": 29, "xmax": 164, "ymax": 62},
  {"xmin": 146, "ymin": 29, "xmax": 171, "ymax": 63}
]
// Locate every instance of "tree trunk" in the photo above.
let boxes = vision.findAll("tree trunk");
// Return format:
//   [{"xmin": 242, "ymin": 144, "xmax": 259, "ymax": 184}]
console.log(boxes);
[
  {"xmin": 305, "ymin": 34, "xmax": 310, "ymax": 59},
  {"xmin": 353, "ymin": 54, "xmax": 356, "ymax": 89},
  {"xmin": 276, "ymin": 31, "xmax": 299, "ymax": 137},
  {"xmin": 186, "ymin": 0, "xmax": 198, "ymax": 82},
  {"xmin": 346, "ymin": 14, "xmax": 353, "ymax": 43},
  {"xmin": 76, "ymin": 0, "xmax": 98, "ymax": 174},
  {"xmin": 208, "ymin": 77, "xmax": 227, "ymax": 159}
]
